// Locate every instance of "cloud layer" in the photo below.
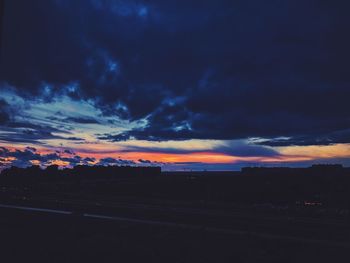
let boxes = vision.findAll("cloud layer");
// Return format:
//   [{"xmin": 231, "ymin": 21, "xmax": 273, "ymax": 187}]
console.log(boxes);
[{"xmin": 0, "ymin": 0, "xmax": 350, "ymax": 169}]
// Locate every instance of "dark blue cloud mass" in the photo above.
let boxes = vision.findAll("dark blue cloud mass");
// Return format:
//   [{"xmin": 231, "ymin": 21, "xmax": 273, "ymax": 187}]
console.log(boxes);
[
  {"xmin": 119, "ymin": 140, "xmax": 279, "ymax": 157},
  {"xmin": 1, "ymin": 0, "xmax": 350, "ymax": 146}
]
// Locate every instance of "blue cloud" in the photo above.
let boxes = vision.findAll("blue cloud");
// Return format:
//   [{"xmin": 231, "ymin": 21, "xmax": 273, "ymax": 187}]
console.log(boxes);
[{"xmin": 1, "ymin": 0, "xmax": 350, "ymax": 146}]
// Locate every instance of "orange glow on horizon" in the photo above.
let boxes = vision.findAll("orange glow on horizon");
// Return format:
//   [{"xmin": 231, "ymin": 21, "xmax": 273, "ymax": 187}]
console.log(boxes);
[
  {"xmin": 76, "ymin": 151, "xmax": 314, "ymax": 164},
  {"xmin": 1, "ymin": 142, "xmax": 349, "ymax": 167}
]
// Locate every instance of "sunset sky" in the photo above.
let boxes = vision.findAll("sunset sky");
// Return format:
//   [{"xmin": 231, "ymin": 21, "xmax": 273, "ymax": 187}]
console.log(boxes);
[{"xmin": 1, "ymin": 0, "xmax": 350, "ymax": 170}]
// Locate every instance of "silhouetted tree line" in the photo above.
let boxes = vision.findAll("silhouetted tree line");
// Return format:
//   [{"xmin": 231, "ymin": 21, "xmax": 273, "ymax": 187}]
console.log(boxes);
[
  {"xmin": 1, "ymin": 164, "xmax": 350, "ymax": 209},
  {"xmin": 0, "ymin": 165, "xmax": 161, "ymax": 185}
]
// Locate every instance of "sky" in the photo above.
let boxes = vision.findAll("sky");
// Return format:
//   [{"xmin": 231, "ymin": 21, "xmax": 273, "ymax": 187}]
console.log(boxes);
[{"xmin": 0, "ymin": 0, "xmax": 350, "ymax": 170}]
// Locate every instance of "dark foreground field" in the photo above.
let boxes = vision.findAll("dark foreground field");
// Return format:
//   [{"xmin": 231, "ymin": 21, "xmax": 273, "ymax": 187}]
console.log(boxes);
[
  {"xmin": 1, "ymin": 166, "xmax": 350, "ymax": 262},
  {"xmin": 0, "ymin": 203, "xmax": 350, "ymax": 263}
]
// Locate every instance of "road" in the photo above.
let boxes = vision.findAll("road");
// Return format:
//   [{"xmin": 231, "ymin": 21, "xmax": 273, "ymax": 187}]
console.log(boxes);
[
  {"xmin": 0, "ymin": 201, "xmax": 350, "ymax": 262},
  {"xmin": 1, "ymin": 199, "xmax": 350, "ymax": 247}
]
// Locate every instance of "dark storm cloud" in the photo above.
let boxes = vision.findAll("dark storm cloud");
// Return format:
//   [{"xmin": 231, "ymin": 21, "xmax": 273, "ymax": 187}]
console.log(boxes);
[
  {"xmin": 119, "ymin": 140, "xmax": 279, "ymax": 157},
  {"xmin": 0, "ymin": 99, "xmax": 10, "ymax": 124},
  {"xmin": 0, "ymin": 147, "xmax": 59, "ymax": 167},
  {"xmin": 25, "ymin": 146, "xmax": 37, "ymax": 152},
  {"xmin": 97, "ymin": 157, "xmax": 135, "ymax": 166},
  {"xmin": 0, "ymin": 146, "xmax": 9, "ymax": 156},
  {"xmin": 0, "ymin": 121, "xmax": 84, "ymax": 144},
  {"xmin": 64, "ymin": 116, "xmax": 100, "ymax": 124},
  {"xmin": 0, "ymin": 99, "xmax": 77, "ymax": 144},
  {"xmin": 212, "ymin": 141, "xmax": 279, "ymax": 157},
  {"xmin": 0, "ymin": 147, "xmax": 93, "ymax": 168},
  {"xmin": 137, "ymin": 159, "xmax": 164, "ymax": 166},
  {"xmin": 63, "ymin": 149, "xmax": 75, "ymax": 155},
  {"xmin": 0, "ymin": 97, "xmax": 84, "ymax": 144},
  {"xmin": 65, "ymin": 137, "xmax": 85, "ymax": 141},
  {"xmin": 0, "ymin": 130, "xmax": 59, "ymax": 144},
  {"xmin": 258, "ymin": 129, "xmax": 350, "ymax": 147},
  {"xmin": 0, "ymin": 124, "xmax": 84, "ymax": 144},
  {"xmin": 1, "ymin": 0, "xmax": 350, "ymax": 145},
  {"xmin": 138, "ymin": 159, "xmax": 151, "ymax": 164},
  {"xmin": 5, "ymin": 121, "xmax": 69, "ymax": 133},
  {"xmin": 120, "ymin": 145, "xmax": 195, "ymax": 154}
]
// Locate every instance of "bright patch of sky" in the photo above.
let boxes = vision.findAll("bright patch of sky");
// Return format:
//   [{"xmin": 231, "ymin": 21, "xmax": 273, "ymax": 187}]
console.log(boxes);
[{"xmin": 0, "ymin": 87, "xmax": 143, "ymax": 147}]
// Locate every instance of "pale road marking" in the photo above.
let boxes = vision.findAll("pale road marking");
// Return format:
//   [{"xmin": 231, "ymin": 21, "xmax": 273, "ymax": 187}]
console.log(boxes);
[{"xmin": 0, "ymin": 204, "xmax": 72, "ymax": 215}]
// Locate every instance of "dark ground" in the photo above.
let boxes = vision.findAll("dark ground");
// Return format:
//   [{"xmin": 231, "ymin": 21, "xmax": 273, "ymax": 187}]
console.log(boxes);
[
  {"xmin": 0, "ymin": 205, "xmax": 350, "ymax": 263},
  {"xmin": 1, "ymin": 166, "xmax": 350, "ymax": 262}
]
